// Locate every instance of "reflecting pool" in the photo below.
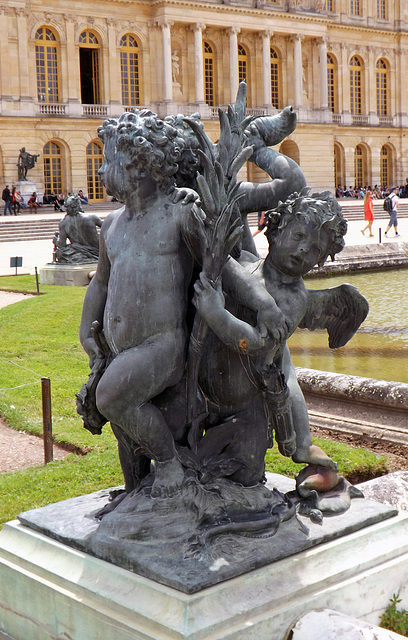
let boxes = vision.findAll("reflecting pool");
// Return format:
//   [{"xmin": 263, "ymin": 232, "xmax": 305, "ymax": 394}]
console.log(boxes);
[{"xmin": 288, "ymin": 269, "xmax": 408, "ymax": 384}]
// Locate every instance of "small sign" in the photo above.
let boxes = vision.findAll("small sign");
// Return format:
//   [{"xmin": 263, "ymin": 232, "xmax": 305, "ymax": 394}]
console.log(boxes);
[{"xmin": 10, "ymin": 256, "xmax": 23, "ymax": 275}]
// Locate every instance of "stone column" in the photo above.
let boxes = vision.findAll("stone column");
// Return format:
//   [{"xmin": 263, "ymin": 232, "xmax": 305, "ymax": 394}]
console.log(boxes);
[
  {"xmin": 0, "ymin": 6, "xmax": 11, "ymax": 98},
  {"xmin": 159, "ymin": 20, "xmax": 174, "ymax": 102},
  {"xmin": 193, "ymin": 23, "xmax": 206, "ymax": 104},
  {"xmin": 15, "ymin": 8, "xmax": 30, "ymax": 100},
  {"xmin": 229, "ymin": 26, "xmax": 240, "ymax": 103},
  {"xmin": 293, "ymin": 34, "xmax": 303, "ymax": 107},
  {"xmin": 64, "ymin": 14, "xmax": 80, "ymax": 104},
  {"xmin": 262, "ymin": 30, "xmax": 273, "ymax": 107},
  {"xmin": 319, "ymin": 38, "xmax": 328, "ymax": 110},
  {"xmin": 107, "ymin": 18, "xmax": 121, "ymax": 106}
]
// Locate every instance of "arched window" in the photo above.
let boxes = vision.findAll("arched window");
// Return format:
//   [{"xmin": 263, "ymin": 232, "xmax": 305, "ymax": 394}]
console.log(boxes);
[
  {"xmin": 377, "ymin": 0, "xmax": 387, "ymax": 19},
  {"xmin": 354, "ymin": 144, "xmax": 366, "ymax": 187},
  {"xmin": 86, "ymin": 141, "xmax": 104, "ymax": 202},
  {"xmin": 334, "ymin": 143, "xmax": 344, "ymax": 188},
  {"xmin": 350, "ymin": 56, "xmax": 362, "ymax": 115},
  {"xmin": 327, "ymin": 53, "xmax": 337, "ymax": 113},
  {"xmin": 270, "ymin": 47, "xmax": 280, "ymax": 109},
  {"xmin": 350, "ymin": 0, "xmax": 362, "ymax": 16},
  {"xmin": 376, "ymin": 59, "xmax": 388, "ymax": 116},
  {"xmin": 381, "ymin": 145, "xmax": 391, "ymax": 187},
  {"xmin": 43, "ymin": 141, "xmax": 63, "ymax": 195},
  {"xmin": 238, "ymin": 44, "xmax": 250, "ymax": 105},
  {"xmin": 279, "ymin": 140, "xmax": 300, "ymax": 165},
  {"xmin": 35, "ymin": 27, "xmax": 59, "ymax": 103},
  {"xmin": 120, "ymin": 34, "xmax": 140, "ymax": 107},
  {"xmin": 79, "ymin": 30, "xmax": 101, "ymax": 104},
  {"xmin": 203, "ymin": 41, "xmax": 215, "ymax": 106}
]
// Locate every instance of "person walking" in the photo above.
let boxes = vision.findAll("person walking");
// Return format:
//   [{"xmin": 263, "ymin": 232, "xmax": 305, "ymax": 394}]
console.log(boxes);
[
  {"xmin": 11, "ymin": 185, "xmax": 20, "ymax": 215},
  {"xmin": 361, "ymin": 189, "xmax": 374, "ymax": 237},
  {"xmin": 252, "ymin": 210, "xmax": 266, "ymax": 237},
  {"xmin": 384, "ymin": 186, "xmax": 400, "ymax": 237},
  {"xmin": 2, "ymin": 184, "xmax": 12, "ymax": 215}
]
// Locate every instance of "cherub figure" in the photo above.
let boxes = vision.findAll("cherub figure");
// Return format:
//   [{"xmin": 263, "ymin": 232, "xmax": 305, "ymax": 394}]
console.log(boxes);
[
  {"xmin": 77, "ymin": 109, "xmax": 278, "ymax": 502},
  {"xmin": 56, "ymin": 194, "xmax": 102, "ymax": 263},
  {"xmin": 193, "ymin": 190, "xmax": 368, "ymax": 485}
]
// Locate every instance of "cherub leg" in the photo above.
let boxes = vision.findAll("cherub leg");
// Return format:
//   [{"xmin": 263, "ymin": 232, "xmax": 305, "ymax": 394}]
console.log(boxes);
[
  {"xmin": 96, "ymin": 330, "xmax": 186, "ymax": 498},
  {"xmin": 282, "ymin": 346, "xmax": 338, "ymax": 471}
]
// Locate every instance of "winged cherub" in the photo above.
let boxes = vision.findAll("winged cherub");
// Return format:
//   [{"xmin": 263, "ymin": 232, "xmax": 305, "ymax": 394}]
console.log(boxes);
[{"xmin": 192, "ymin": 190, "xmax": 369, "ymax": 485}]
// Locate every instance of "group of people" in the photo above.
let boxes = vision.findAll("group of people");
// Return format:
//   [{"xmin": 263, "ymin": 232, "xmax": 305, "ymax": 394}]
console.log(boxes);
[
  {"xmin": 337, "ymin": 182, "xmax": 408, "ymax": 200},
  {"xmin": 2, "ymin": 186, "xmax": 90, "ymax": 215},
  {"xmin": 1, "ymin": 185, "xmax": 27, "ymax": 215},
  {"xmin": 361, "ymin": 185, "xmax": 400, "ymax": 238}
]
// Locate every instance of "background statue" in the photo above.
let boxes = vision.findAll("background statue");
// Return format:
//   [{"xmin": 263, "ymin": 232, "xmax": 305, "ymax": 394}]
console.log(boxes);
[
  {"xmin": 55, "ymin": 194, "xmax": 102, "ymax": 263},
  {"xmin": 17, "ymin": 147, "xmax": 39, "ymax": 181}
]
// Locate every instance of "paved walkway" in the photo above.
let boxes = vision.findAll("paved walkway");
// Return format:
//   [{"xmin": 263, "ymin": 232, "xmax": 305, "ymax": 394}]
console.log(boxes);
[{"xmin": 0, "ymin": 206, "xmax": 407, "ymax": 276}]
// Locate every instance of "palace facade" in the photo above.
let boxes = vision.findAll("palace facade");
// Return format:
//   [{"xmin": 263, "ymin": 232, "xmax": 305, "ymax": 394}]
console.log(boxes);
[{"xmin": 1, "ymin": 0, "xmax": 407, "ymax": 200}]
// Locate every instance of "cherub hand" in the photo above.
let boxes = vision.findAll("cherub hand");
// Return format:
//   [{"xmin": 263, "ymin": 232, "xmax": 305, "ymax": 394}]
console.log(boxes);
[
  {"xmin": 257, "ymin": 302, "xmax": 290, "ymax": 343},
  {"xmin": 193, "ymin": 273, "xmax": 225, "ymax": 319},
  {"xmin": 243, "ymin": 123, "xmax": 265, "ymax": 154},
  {"xmin": 171, "ymin": 188, "xmax": 202, "ymax": 207}
]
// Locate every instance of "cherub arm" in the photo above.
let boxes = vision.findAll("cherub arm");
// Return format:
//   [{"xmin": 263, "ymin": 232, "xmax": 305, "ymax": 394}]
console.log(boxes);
[
  {"xmin": 79, "ymin": 226, "xmax": 111, "ymax": 366},
  {"xmin": 192, "ymin": 273, "xmax": 270, "ymax": 355},
  {"xmin": 299, "ymin": 284, "xmax": 369, "ymax": 348}
]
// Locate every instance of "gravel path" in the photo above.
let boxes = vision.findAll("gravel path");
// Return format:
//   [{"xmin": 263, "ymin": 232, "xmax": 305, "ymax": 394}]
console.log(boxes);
[{"xmin": 0, "ymin": 290, "xmax": 34, "ymax": 308}]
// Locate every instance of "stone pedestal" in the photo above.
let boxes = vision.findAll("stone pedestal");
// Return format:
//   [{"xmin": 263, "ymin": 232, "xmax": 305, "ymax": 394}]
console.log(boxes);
[
  {"xmin": 15, "ymin": 180, "xmax": 42, "ymax": 204},
  {"xmin": 0, "ymin": 484, "xmax": 407, "ymax": 640},
  {"xmin": 40, "ymin": 263, "xmax": 97, "ymax": 286}
]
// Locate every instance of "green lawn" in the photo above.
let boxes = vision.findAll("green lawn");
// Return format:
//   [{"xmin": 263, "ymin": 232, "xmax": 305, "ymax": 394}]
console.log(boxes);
[{"xmin": 0, "ymin": 275, "xmax": 388, "ymax": 529}]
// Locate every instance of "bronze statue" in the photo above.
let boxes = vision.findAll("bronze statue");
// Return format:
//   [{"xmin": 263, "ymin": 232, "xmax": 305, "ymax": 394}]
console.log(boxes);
[
  {"xmin": 17, "ymin": 147, "xmax": 39, "ymax": 181},
  {"xmin": 55, "ymin": 194, "xmax": 102, "ymax": 263}
]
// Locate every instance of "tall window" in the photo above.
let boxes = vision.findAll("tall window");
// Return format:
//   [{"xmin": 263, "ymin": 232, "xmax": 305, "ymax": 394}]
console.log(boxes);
[
  {"xmin": 354, "ymin": 144, "xmax": 365, "ymax": 187},
  {"xmin": 325, "ymin": 0, "xmax": 334, "ymax": 10},
  {"xmin": 120, "ymin": 34, "xmax": 140, "ymax": 106},
  {"xmin": 238, "ymin": 44, "xmax": 249, "ymax": 105},
  {"xmin": 376, "ymin": 59, "xmax": 388, "ymax": 116},
  {"xmin": 43, "ymin": 142, "xmax": 63, "ymax": 195},
  {"xmin": 377, "ymin": 0, "xmax": 387, "ymax": 19},
  {"xmin": 350, "ymin": 0, "xmax": 362, "ymax": 15},
  {"xmin": 270, "ymin": 47, "xmax": 280, "ymax": 109},
  {"xmin": 203, "ymin": 41, "xmax": 215, "ymax": 106},
  {"xmin": 79, "ymin": 30, "xmax": 101, "ymax": 104},
  {"xmin": 381, "ymin": 145, "xmax": 391, "ymax": 187},
  {"xmin": 327, "ymin": 53, "xmax": 337, "ymax": 113},
  {"xmin": 350, "ymin": 56, "xmax": 362, "ymax": 115},
  {"xmin": 86, "ymin": 141, "xmax": 104, "ymax": 202},
  {"xmin": 35, "ymin": 27, "xmax": 59, "ymax": 103}
]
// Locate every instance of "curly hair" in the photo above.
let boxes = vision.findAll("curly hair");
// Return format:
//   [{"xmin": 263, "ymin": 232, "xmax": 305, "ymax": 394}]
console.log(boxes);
[
  {"xmin": 65, "ymin": 193, "xmax": 83, "ymax": 215},
  {"xmin": 164, "ymin": 113, "xmax": 204, "ymax": 190},
  {"xmin": 265, "ymin": 188, "xmax": 348, "ymax": 265},
  {"xmin": 98, "ymin": 110, "xmax": 186, "ymax": 193}
]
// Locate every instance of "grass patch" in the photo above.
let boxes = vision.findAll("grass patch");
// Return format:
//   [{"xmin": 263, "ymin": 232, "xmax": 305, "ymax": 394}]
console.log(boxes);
[{"xmin": 0, "ymin": 275, "xmax": 390, "ymax": 530}]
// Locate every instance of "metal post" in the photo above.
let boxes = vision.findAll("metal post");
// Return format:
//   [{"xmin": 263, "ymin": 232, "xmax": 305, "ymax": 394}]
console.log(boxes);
[
  {"xmin": 35, "ymin": 266, "xmax": 40, "ymax": 295},
  {"xmin": 379, "ymin": 228, "xmax": 382, "ymax": 244},
  {"xmin": 41, "ymin": 377, "xmax": 53, "ymax": 463}
]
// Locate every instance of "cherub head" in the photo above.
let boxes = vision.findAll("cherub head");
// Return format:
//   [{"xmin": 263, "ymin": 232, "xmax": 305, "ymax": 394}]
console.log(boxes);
[
  {"xmin": 265, "ymin": 189, "xmax": 347, "ymax": 276},
  {"xmin": 164, "ymin": 113, "xmax": 204, "ymax": 191},
  {"xmin": 65, "ymin": 194, "xmax": 84, "ymax": 216},
  {"xmin": 98, "ymin": 110, "xmax": 185, "ymax": 200}
]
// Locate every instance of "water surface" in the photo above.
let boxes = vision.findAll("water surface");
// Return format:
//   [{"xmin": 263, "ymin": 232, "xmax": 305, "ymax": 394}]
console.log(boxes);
[{"xmin": 288, "ymin": 269, "xmax": 408, "ymax": 384}]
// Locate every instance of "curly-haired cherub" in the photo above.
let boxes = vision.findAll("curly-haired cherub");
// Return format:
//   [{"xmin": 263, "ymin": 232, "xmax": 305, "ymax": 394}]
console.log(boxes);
[{"xmin": 193, "ymin": 190, "xmax": 368, "ymax": 485}]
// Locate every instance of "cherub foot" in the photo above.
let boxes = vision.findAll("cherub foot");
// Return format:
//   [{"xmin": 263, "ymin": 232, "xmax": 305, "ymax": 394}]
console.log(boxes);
[
  {"xmin": 150, "ymin": 456, "xmax": 185, "ymax": 499},
  {"xmin": 292, "ymin": 444, "xmax": 338, "ymax": 472}
]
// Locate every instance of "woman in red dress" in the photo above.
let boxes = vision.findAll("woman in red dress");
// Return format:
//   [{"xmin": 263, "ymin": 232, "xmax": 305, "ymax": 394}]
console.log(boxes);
[{"xmin": 361, "ymin": 189, "xmax": 374, "ymax": 237}]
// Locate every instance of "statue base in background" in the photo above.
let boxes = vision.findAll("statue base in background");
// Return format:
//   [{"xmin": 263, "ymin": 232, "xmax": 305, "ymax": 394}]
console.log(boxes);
[
  {"xmin": 40, "ymin": 262, "xmax": 97, "ymax": 286},
  {"xmin": 0, "ymin": 475, "xmax": 404, "ymax": 640}
]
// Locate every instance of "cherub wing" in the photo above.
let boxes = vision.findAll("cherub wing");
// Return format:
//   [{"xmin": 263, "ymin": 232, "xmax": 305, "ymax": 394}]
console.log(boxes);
[{"xmin": 298, "ymin": 284, "xmax": 369, "ymax": 349}]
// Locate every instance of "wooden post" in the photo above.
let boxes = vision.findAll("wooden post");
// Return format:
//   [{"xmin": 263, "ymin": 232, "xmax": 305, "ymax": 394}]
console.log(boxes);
[{"xmin": 41, "ymin": 377, "xmax": 53, "ymax": 463}]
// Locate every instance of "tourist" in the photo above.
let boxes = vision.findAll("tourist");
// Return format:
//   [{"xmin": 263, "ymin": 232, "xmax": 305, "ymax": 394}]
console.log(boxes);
[
  {"xmin": 2, "ymin": 184, "xmax": 12, "ymax": 215},
  {"xmin": 78, "ymin": 190, "xmax": 89, "ymax": 205},
  {"xmin": 361, "ymin": 189, "xmax": 374, "ymax": 237},
  {"xmin": 252, "ymin": 210, "xmax": 266, "ymax": 237},
  {"xmin": 28, "ymin": 192, "xmax": 38, "ymax": 214},
  {"xmin": 11, "ymin": 185, "xmax": 20, "ymax": 215},
  {"xmin": 384, "ymin": 186, "xmax": 400, "ymax": 237}
]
